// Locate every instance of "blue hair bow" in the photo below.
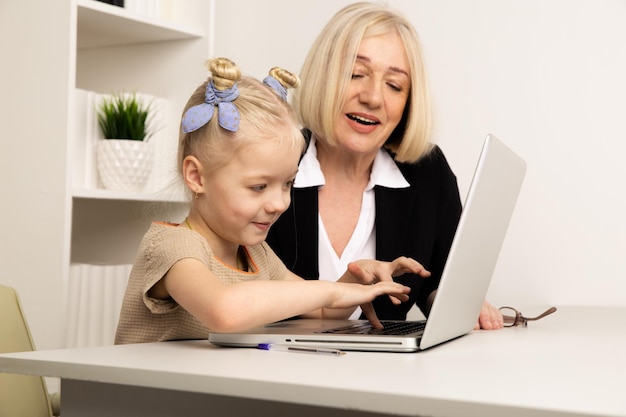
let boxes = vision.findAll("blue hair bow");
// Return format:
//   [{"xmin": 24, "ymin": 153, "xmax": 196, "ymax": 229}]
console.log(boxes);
[
  {"xmin": 263, "ymin": 76, "xmax": 287, "ymax": 101},
  {"xmin": 182, "ymin": 81, "xmax": 240, "ymax": 133}
]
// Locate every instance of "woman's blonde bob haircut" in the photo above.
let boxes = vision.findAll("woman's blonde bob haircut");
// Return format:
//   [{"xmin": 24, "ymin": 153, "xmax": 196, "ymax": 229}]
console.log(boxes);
[{"xmin": 295, "ymin": 2, "xmax": 433, "ymax": 163}]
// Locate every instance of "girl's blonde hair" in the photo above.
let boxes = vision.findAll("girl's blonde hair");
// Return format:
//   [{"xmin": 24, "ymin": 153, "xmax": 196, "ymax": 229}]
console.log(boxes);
[
  {"xmin": 178, "ymin": 57, "xmax": 304, "ymax": 177},
  {"xmin": 295, "ymin": 2, "xmax": 433, "ymax": 163}
]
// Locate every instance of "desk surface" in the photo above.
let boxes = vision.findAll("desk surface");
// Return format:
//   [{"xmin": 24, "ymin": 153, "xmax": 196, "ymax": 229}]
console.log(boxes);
[{"xmin": 1, "ymin": 306, "xmax": 625, "ymax": 417}]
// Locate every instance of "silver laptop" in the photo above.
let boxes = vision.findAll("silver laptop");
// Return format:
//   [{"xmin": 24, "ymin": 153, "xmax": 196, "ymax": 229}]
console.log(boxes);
[{"xmin": 209, "ymin": 134, "xmax": 527, "ymax": 352}]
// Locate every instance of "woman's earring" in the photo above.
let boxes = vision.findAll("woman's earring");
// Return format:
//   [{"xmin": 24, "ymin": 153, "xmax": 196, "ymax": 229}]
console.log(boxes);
[{"xmin": 194, "ymin": 190, "xmax": 199, "ymax": 199}]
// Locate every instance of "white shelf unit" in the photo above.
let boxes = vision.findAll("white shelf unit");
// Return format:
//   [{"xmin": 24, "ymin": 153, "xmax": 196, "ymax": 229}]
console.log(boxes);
[
  {"xmin": 0, "ymin": 0, "xmax": 213, "ymax": 351},
  {"xmin": 73, "ymin": 0, "xmax": 212, "ymax": 257}
]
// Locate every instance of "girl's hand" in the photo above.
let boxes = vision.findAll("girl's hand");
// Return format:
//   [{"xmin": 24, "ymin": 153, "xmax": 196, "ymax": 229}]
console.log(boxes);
[
  {"xmin": 328, "ymin": 281, "xmax": 411, "ymax": 328},
  {"xmin": 327, "ymin": 281, "xmax": 411, "ymax": 309}
]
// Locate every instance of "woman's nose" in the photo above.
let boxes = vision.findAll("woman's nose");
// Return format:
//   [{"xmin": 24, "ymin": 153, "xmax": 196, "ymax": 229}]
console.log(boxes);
[{"xmin": 359, "ymin": 77, "xmax": 383, "ymax": 107}]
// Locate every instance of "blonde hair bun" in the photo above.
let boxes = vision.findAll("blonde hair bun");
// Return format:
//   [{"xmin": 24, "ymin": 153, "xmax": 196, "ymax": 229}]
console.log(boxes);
[
  {"xmin": 268, "ymin": 66, "xmax": 300, "ymax": 89},
  {"xmin": 206, "ymin": 57, "xmax": 242, "ymax": 90}
]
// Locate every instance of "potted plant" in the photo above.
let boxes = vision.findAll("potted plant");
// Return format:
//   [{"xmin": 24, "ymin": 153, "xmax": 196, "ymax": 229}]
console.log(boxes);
[{"xmin": 95, "ymin": 92, "xmax": 156, "ymax": 192}]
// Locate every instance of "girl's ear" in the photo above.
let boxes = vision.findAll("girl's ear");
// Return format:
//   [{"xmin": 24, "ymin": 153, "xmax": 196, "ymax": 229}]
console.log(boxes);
[{"xmin": 182, "ymin": 155, "xmax": 205, "ymax": 195}]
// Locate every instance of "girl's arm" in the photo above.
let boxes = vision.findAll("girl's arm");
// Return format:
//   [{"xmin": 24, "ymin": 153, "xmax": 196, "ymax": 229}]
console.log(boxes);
[{"xmin": 159, "ymin": 257, "xmax": 411, "ymax": 333}]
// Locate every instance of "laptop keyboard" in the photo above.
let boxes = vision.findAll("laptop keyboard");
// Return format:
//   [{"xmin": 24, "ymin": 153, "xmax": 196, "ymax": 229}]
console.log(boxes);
[{"xmin": 321, "ymin": 320, "xmax": 426, "ymax": 336}]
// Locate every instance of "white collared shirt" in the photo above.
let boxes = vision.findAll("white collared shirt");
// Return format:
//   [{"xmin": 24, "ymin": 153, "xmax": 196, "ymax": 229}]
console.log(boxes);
[{"xmin": 295, "ymin": 138, "xmax": 410, "ymax": 318}]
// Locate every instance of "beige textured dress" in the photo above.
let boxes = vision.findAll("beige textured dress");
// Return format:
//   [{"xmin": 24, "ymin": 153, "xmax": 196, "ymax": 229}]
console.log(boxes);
[{"xmin": 115, "ymin": 222, "xmax": 288, "ymax": 344}]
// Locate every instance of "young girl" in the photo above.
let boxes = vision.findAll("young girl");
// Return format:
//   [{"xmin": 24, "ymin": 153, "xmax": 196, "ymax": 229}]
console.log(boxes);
[{"xmin": 115, "ymin": 58, "xmax": 428, "ymax": 344}]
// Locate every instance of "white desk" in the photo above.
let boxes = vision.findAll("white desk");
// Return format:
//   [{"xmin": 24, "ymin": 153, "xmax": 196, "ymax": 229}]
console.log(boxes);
[{"xmin": 1, "ymin": 306, "xmax": 625, "ymax": 417}]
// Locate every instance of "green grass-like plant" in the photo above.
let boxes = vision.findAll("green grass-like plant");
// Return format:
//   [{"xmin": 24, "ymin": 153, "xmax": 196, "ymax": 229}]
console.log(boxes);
[{"xmin": 97, "ymin": 92, "xmax": 153, "ymax": 141}]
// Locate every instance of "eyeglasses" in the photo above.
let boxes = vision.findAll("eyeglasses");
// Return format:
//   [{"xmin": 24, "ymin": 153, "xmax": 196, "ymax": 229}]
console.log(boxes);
[{"xmin": 498, "ymin": 306, "xmax": 557, "ymax": 327}]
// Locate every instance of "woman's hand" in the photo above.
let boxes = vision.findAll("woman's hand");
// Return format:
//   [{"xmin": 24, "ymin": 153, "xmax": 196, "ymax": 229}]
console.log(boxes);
[
  {"xmin": 474, "ymin": 300, "xmax": 504, "ymax": 330},
  {"xmin": 345, "ymin": 256, "xmax": 430, "ymax": 304},
  {"xmin": 346, "ymin": 256, "xmax": 430, "ymax": 284},
  {"xmin": 339, "ymin": 257, "xmax": 429, "ymax": 328}
]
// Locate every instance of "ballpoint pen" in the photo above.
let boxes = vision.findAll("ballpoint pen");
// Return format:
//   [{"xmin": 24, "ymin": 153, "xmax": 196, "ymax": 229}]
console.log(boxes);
[{"xmin": 257, "ymin": 343, "xmax": 345, "ymax": 356}]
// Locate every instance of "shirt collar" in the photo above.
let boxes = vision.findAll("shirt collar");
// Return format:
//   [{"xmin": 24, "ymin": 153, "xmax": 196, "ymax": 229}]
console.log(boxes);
[{"xmin": 294, "ymin": 137, "xmax": 410, "ymax": 190}]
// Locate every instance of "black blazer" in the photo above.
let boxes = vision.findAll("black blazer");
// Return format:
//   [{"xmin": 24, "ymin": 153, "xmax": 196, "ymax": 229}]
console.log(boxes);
[{"xmin": 266, "ymin": 144, "xmax": 462, "ymax": 320}]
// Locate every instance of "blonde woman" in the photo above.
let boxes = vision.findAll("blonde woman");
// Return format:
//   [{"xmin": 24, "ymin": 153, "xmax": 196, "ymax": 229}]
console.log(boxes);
[{"xmin": 266, "ymin": 3, "xmax": 504, "ymax": 330}]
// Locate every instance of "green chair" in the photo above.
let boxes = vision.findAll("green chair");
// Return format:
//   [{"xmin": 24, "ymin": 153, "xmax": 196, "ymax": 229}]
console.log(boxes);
[{"xmin": 0, "ymin": 284, "xmax": 61, "ymax": 416}]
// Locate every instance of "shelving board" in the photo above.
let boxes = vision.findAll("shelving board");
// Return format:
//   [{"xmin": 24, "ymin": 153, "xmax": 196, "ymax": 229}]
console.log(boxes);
[
  {"xmin": 77, "ymin": 0, "xmax": 204, "ymax": 49},
  {"xmin": 73, "ymin": 187, "xmax": 187, "ymax": 203}
]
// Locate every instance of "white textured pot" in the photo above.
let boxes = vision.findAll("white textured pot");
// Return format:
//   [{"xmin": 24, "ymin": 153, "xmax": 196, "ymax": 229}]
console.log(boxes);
[{"xmin": 96, "ymin": 139, "xmax": 155, "ymax": 192}]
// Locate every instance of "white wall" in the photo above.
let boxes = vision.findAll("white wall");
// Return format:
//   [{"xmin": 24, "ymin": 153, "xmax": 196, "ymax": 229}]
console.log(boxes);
[
  {"xmin": 1, "ymin": 0, "xmax": 71, "ymax": 350},
  {"xmin": 214, "ymin": 0, "xmax": 626, "ymax": 309}
]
